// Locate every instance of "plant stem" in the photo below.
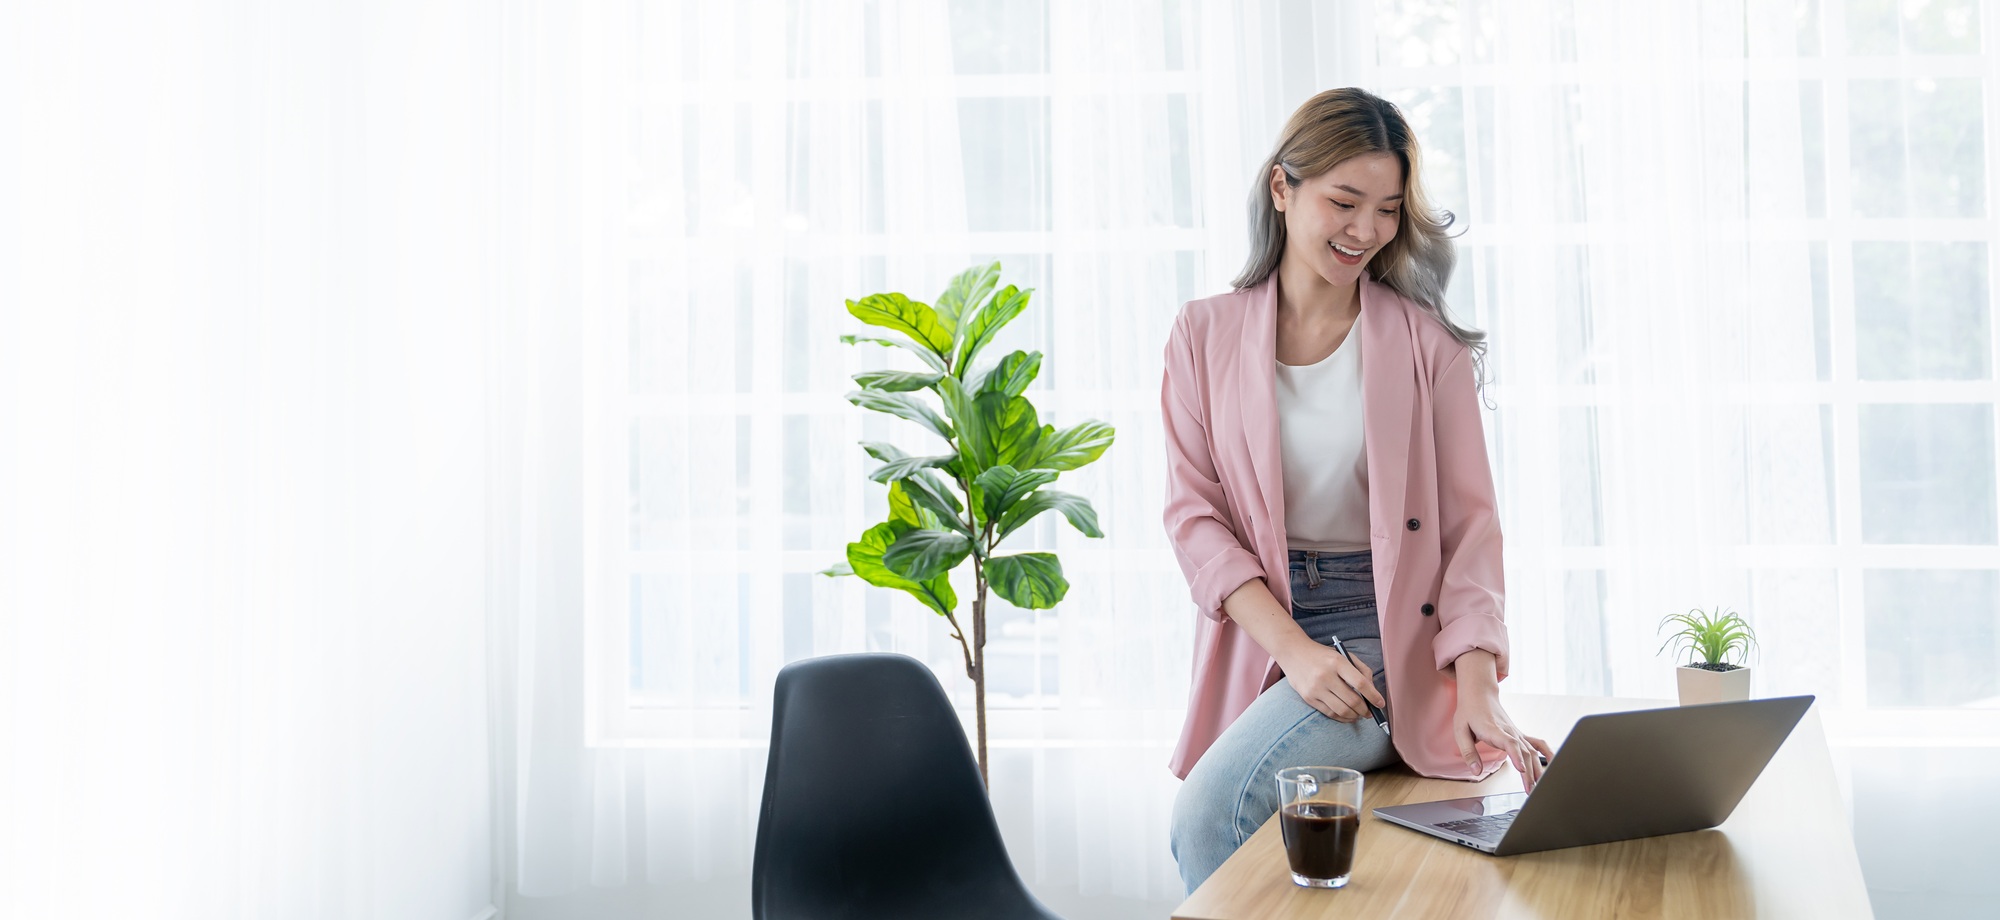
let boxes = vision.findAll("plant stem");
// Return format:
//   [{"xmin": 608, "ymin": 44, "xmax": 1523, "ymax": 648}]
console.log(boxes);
[
  {"xmin": 973, "ymin": 557, "xmax": 988, "ymax": 791},
  {"xmin": 948, "ymin": 459, "xmax": 992, "ymax": 791},
  {"xmin": 943, "ymin": 611, "xmax": 974, "ymax": 681}
]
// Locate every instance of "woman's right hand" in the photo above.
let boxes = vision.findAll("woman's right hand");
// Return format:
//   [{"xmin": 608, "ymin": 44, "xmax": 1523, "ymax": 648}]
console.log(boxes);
[
  {"xmin": 1216, "ymin": 579, "xmax": 1388, "ymax": 723},
  {"xmin": 1279, "ymin": 640, "xmax": 1387, "ymax": 722}
]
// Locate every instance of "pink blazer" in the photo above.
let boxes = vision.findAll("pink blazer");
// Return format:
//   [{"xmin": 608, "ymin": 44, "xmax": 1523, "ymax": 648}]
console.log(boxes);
[{"xmin": 1161, "ymin": 269, "xmax": 1511, "ymax": 781}]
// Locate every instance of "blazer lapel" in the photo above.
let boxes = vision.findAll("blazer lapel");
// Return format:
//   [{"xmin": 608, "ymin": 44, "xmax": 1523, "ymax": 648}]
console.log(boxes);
[
  {"xmin": 1359, "ymin": 273, "xmax": 1413, "ymax": 582},
  {"xmin": 1239, "ymin": 273, "xmax": 1286, "ymax": 564}
]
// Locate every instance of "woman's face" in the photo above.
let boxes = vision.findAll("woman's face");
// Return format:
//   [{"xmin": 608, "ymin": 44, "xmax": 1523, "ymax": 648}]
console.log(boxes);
[{"xmin": 1270, "ymin": 151, "xmax": 1404, "ymax": 288}]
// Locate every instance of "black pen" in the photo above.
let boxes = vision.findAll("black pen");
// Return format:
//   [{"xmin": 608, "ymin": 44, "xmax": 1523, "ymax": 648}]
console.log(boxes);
[{"xmin": 1326, "ymin": 634, "xmax": 1391, "ymax": 736}]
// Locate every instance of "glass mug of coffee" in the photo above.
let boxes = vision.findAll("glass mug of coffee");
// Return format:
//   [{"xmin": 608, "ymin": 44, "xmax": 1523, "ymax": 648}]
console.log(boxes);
[{"xmin": 1275, "ymin": 766, "xmax": 1364, "ymax": 888}]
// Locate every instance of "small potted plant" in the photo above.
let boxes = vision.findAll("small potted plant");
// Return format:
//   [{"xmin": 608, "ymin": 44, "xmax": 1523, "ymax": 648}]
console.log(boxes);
[{"xmin": 1656, "ymin": 605, "xmax": 1758, "ymax": 706}]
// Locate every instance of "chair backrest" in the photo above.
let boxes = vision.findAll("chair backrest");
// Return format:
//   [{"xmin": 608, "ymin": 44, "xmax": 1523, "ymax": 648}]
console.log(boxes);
[{"xmin": 751, "ymin": 653, "xmax": 1026, "ymax": 920}]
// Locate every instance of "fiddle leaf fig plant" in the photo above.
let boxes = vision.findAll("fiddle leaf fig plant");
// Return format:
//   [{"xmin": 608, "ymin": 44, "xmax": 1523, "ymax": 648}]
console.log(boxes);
[{"xmin": 818, "ymin": 261, "xmax": 1114, "ymax": 789}]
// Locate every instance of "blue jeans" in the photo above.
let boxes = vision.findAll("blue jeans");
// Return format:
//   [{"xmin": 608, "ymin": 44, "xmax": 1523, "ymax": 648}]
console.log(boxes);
[{"xmin": 1169, "ymin": 549, "xmax": 1399, "ymax": 896}]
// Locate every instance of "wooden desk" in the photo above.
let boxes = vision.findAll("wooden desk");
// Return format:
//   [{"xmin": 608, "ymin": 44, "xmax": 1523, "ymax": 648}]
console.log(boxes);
[{"xmin": 1172, "ymin": 694, "xmax": 1872, "ymax": 919}]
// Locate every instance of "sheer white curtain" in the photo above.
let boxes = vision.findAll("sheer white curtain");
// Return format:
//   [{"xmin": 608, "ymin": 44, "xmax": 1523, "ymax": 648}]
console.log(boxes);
[
  {"xmin": 494, "ymin": 1, "xmax": 1995, "ymax": 918},
  {"xmin": 491, "ymin": 1, "xmax": 1229, "ymax": 914},
  {"xmin": 1440, "ymin": 0, "xmax": 1834, "ymax": 701},
  {"xmin": 1373, "ymin": 0, "xmax": 1998, "ymax": 728},
  {"xmin": 4, "ymin": 2, "xmax": 495, "ymax": 918},
  {"xmin": 489, "ymin": 0, "xmax": 1020, "ymax": 909}
]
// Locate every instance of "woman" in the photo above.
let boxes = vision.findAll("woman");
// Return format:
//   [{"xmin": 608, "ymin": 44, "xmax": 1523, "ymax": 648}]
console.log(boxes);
[{"xmin": 1162, "ymin": 87, "xmax": 1553, "ymax": 895}]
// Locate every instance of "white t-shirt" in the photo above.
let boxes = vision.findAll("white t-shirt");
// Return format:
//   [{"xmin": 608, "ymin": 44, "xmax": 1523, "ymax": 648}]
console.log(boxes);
[{"xmin": 1275, "ymin": 323, "xmax": 1370, "ymax": 552}]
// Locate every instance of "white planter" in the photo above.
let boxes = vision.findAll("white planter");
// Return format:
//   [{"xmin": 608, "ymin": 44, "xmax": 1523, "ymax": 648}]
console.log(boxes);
[{"xmin": 1676, "ymin": 665, "xmax": 1751, "ymax": 706}]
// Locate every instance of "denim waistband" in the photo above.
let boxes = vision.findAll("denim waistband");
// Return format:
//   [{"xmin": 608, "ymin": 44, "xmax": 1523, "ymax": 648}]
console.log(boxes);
[{"xmin": 1286, "ymin": 547, "xmax": 1372, "ymax": 571}]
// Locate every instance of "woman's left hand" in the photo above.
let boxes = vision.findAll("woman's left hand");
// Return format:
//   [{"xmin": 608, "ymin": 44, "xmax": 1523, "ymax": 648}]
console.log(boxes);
[{"xmin": 1452, "ymin": 670, "xmax": 1555, "ymax": 792}]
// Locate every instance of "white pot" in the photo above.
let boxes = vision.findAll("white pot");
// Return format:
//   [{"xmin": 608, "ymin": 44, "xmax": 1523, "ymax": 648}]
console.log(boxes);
[{"xmin": 1676, "ymin": 665, "xmax": 1751, "ymax": 706}]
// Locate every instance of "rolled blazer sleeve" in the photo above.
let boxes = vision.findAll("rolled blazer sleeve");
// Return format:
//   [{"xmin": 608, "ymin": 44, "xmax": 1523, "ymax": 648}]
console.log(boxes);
[
  {"xmin": 1161, "ymin": 312, "xmax": 1265, "ymax": 622},
  {"xmin": 1428, "ymin": 347, "xmax": 1511, "ymax": 678}
]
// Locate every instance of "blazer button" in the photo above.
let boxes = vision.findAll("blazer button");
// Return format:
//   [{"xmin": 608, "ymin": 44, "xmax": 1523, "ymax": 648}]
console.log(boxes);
[
  {"xmin": 1407, "ymin": 518, "xmax": 1421, "ymax": 531},
  {"xmin": 1421, "ymin": 603, "xmax": 1435, "ymax": 616}
]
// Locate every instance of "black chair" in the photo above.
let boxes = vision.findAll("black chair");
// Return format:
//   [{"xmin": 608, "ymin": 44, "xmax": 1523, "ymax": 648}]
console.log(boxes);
[{"xmin": 752, "ymin": 652, "xmax": 1064, "ymax": 920}]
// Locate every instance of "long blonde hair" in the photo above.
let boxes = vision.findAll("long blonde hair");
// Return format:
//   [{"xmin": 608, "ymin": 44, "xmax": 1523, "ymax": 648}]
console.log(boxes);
[{"xmin": 1234, "ymin": 87, "xmax": 1488, "ymax": 395}]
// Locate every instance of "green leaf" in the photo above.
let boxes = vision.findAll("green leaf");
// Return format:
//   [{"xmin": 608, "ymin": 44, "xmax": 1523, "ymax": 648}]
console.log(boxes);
[
  {"xmin": 973, "ymin": 465, "xmax": 1058, "ymax": 525},
  {"xmin": 986, "ymin": 553, "xmax": 1069, "ymax": 609},
  {"xmin": 848, "ymin": 293, "xmax": 953, "ymax": 360},
  {"xmin": 996, "ymin": 490, "xmax": 1103, "ymax": 543},
  {"xmin": 887, "ymin": 480, "xmax": 924, "ymax": 528},
  {"xmin": 847, "ymin": 522, "xmax": 912, "ymax": 590},
  {"xmin": 965, "ymin": 479, "xmax": 988, "ymax": 531},
  {"xmin": 881, "ymin": 528, "xmax": 973, "ymax": 582},
  {"xmin": 935, "ymin": 375, "xmax": 985, "ymax": 471},
  {"xmin": 901, "ymin": 471, "xmax": 972, "ymax": 539},
  {"xmin": 1655, "ymin": 606, "xmax": 1758, "ymax": 666},
  {"xmin": 860, "ymin": 441, "xmax": 909, "ymax": 463},
  {"xmin": 934, "ymin": 261, "xmax": 1001, "ymax": 346},
  {"xmin": 976, "ymin": 392, "xmax": 1042, "ymax": 470},
  {"xmin": 839, "ymin": 333, "xmax": 948, "ymax": 374},
  {"xmin": 847, "ymin": 389, "xmax": 954, "ymax": 442},
  {"xmin": 956, "ymin": 284, "xmax": 1031, "ymax": 371},
  {"xmin": 917, "ymin": 570, "xmax": 957, "ymax": 615},
  {"xmin": 818, "ymin": 561, "xmax": 854, "ymax": 577},
  {"xmin": 846, "ymin": 520, "xmax": 958, "ymax": 616},
  {"xmin": 877, "ymin": 456, "xmax": 954, "ymax": 530},
  {"xmin": 978, "ymin": 350, "xmax": 1042, "ymax": 399},
  {"xmin": 853, "ymin": 370, "xmax": 943, "ymax": 392},
  {"xmin": 869, "ymin": 452, "xmax": 957, "ymax": 483},
  {"xmin": 1023, "ymin": 419, "xmax": 1115, "ymax": 471}
]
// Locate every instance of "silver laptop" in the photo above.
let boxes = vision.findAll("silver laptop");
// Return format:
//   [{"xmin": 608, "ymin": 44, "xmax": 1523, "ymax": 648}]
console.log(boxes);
[{"xmin": 1373, "ymin": 695, "xmax": 1814, "ymax": 856}]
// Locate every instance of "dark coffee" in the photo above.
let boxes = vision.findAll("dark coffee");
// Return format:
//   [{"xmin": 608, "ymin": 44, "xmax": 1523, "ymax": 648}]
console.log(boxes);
[{"xmin": 1279, "ymin": 802, "xmax": 1359, "ymax": 880}]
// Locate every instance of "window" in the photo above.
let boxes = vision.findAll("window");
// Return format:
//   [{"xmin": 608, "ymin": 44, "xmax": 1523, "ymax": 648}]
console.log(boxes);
[
  {"xmin": 595, "ymin": 0, "xmax": 2000, "ymax": 746},
  {"xmin": 598, "ymin": 0, "xmax": 1207, "ymax": 743},
  {"xmin": 1367, "ymin": 0, "xmax": 1999, "ymax": 734}
]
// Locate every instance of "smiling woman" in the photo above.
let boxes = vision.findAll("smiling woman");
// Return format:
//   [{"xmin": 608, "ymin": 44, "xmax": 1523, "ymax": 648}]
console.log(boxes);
[
  {"xmin": 1232, "ymin": 88, "xmax": 1485, "ymax": 393},
  {"xmin": 1163, "ymin": 87, "xmax": 1550, "ymax": 896}
]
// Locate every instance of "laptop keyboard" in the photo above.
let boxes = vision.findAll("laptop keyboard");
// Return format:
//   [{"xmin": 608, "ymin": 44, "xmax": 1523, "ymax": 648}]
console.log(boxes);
[{"xmin": 1434, "ymin": 809, "xmax": 1521, "ymax": 841}]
